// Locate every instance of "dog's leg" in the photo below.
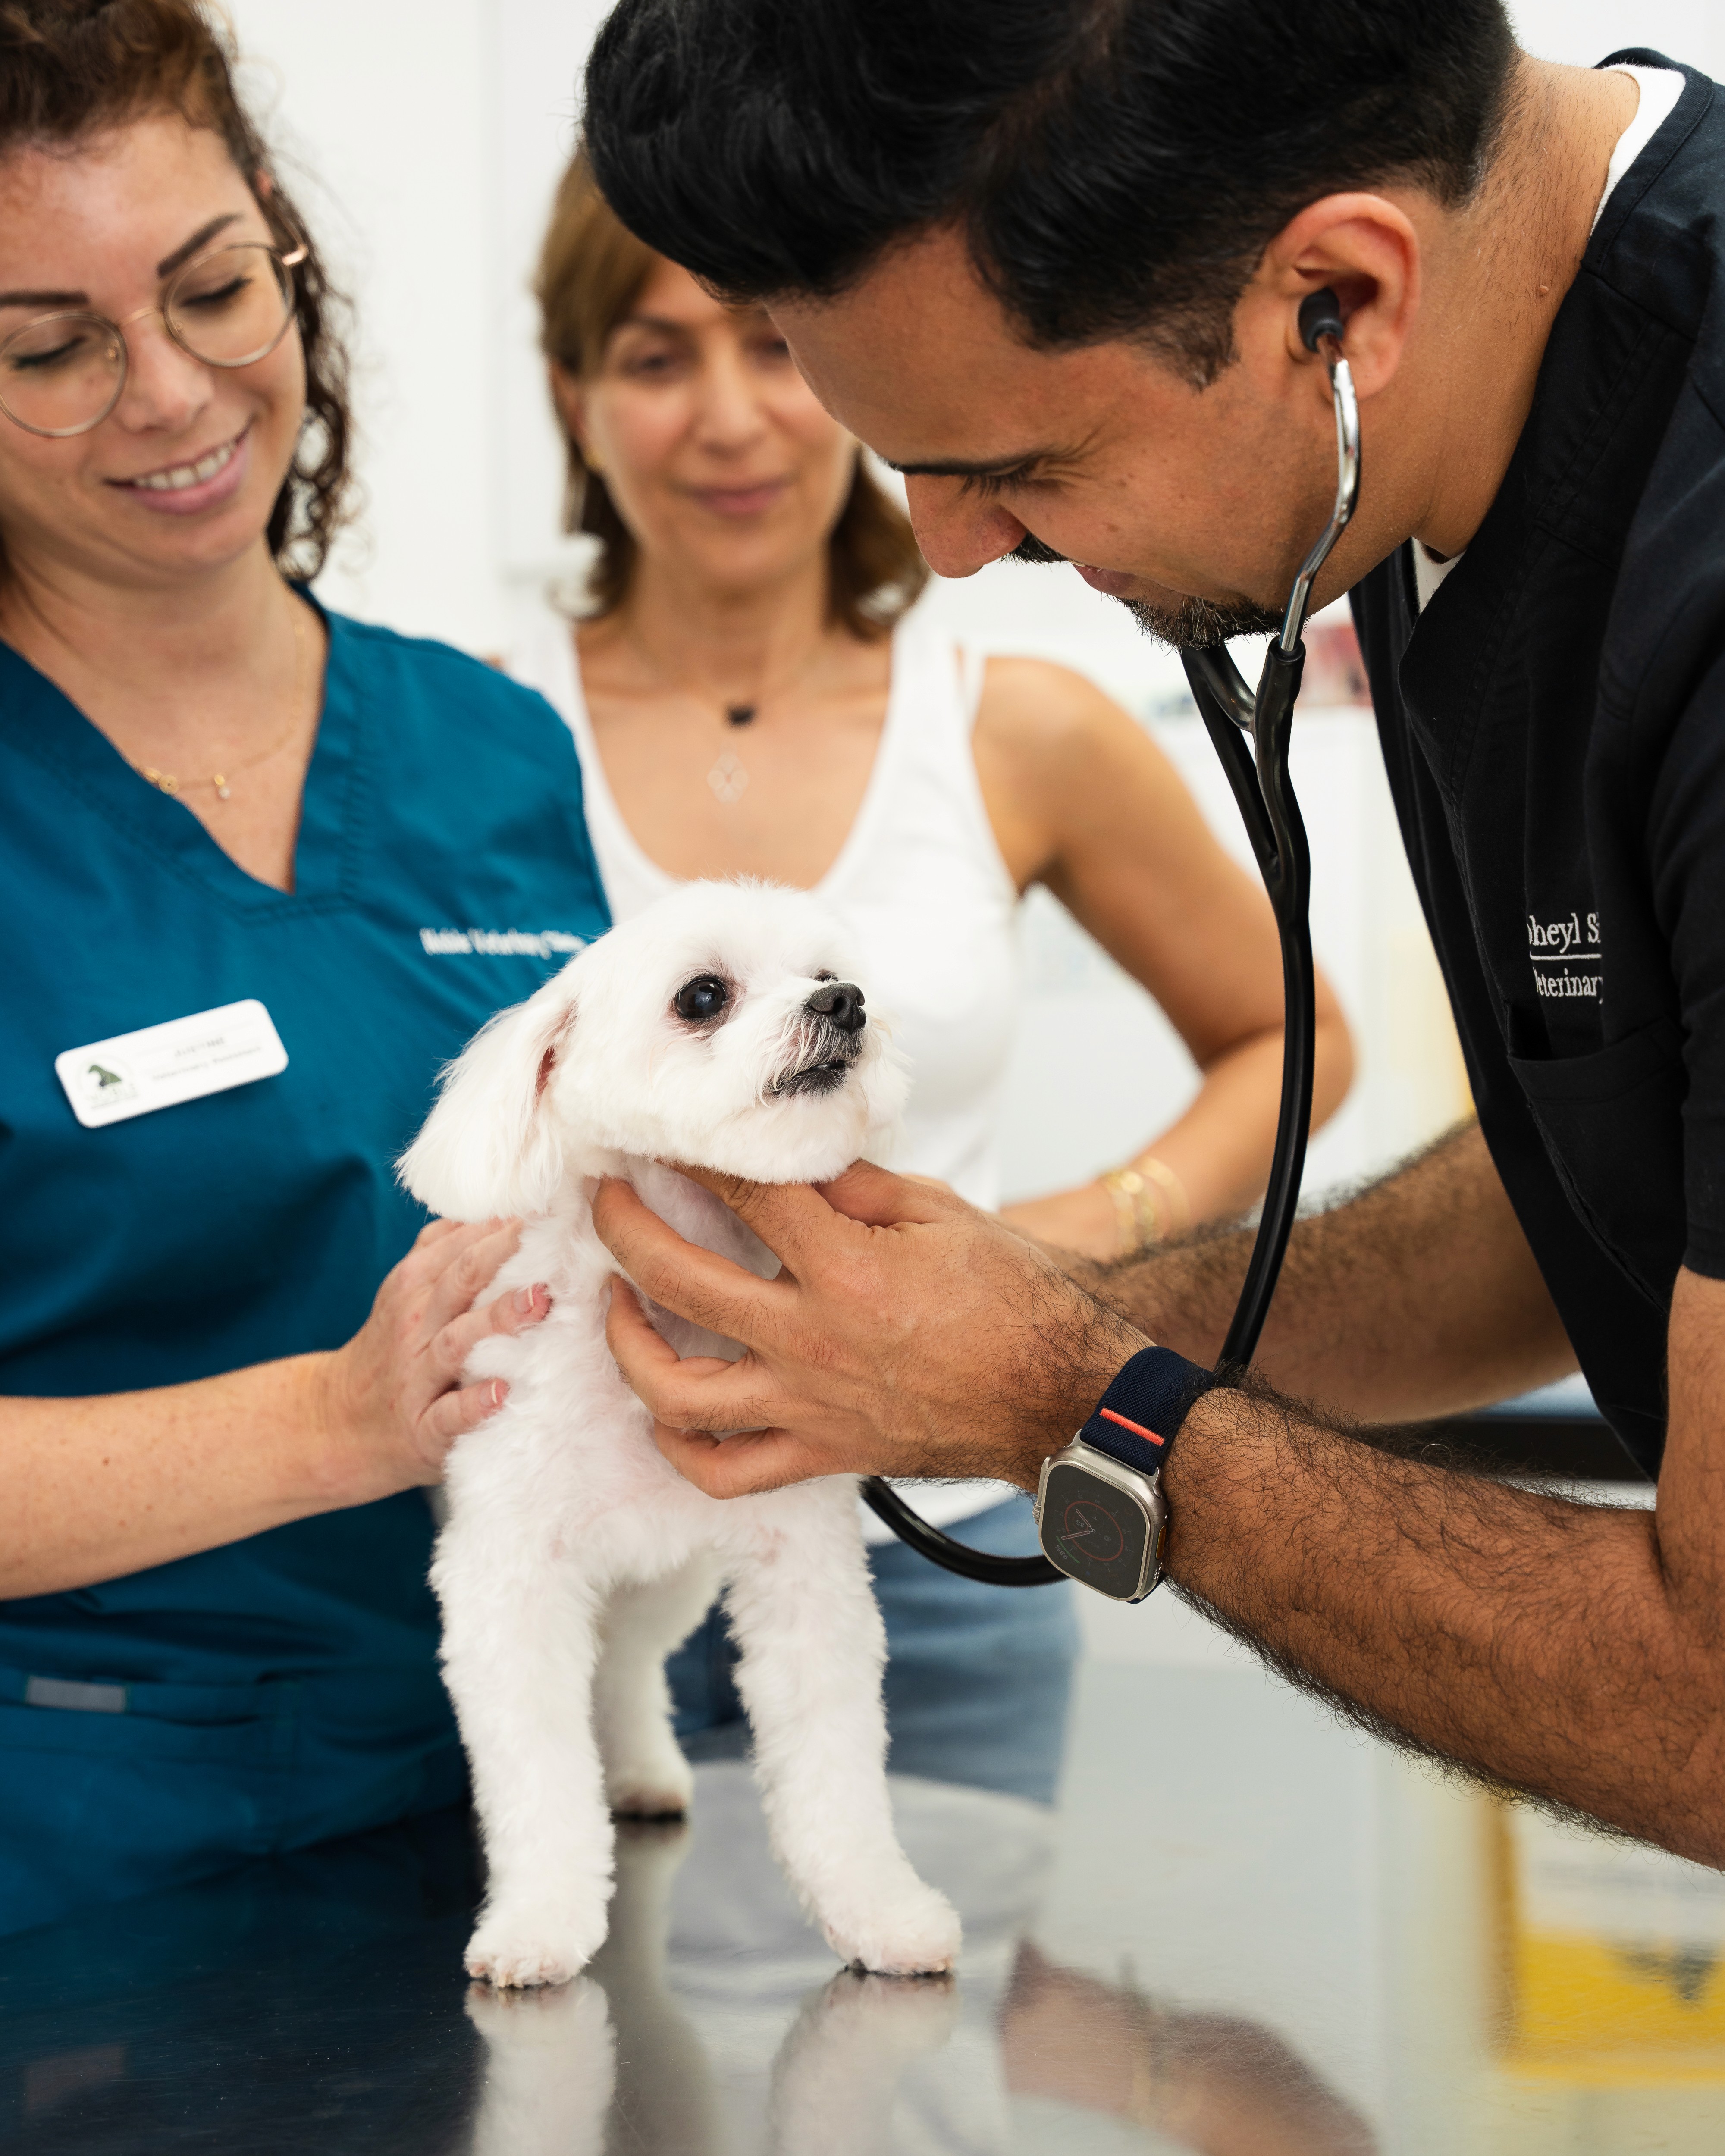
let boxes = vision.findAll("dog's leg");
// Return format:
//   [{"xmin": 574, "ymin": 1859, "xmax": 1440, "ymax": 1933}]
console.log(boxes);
[
  {"xmin": 594, "ymin": 1554, "xmax": 721, "ymax": 1818},
  {"xmin": 434, "ymin": 1518, "xmax": 613, "ymax": 1987},
  {"xmin": 724, "ymin": 1495, "xmax": 962, "ymax": 1975}
]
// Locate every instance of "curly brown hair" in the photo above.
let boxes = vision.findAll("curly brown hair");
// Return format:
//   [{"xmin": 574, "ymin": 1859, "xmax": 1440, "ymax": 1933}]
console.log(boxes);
[
  {"xmin": 0, "ymin": 0, "xmax": 353, "ymax": 577},
  {"xmin": 535, "ymin": 147, "xmax": 927, "ymax": 639}
]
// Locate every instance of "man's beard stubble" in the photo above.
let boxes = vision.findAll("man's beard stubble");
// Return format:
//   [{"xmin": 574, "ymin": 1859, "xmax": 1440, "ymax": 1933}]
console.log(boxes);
[
  {"xmin": 1124, "ymin": 590, "xmax": 1284, "ymax": 649},
  {"xmin": 1008, "ymin": 532, "xmax": 1281, "ymax": 651}
]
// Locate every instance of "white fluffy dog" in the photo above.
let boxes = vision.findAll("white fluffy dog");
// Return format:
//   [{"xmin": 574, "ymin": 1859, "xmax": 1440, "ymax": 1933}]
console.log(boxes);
[{"xmin": 400, "ymin": 879, "xmax": 961, "ymax": 1989}]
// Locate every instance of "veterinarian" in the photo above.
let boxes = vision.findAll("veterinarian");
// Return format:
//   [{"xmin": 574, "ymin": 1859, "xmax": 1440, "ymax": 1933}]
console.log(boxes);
[
  {"xmin": 584, "ymin": 4, "xmax": 1725, "ymax": 1865},
  {"xmin": 507, "ymin": 155, "xmax": 1351, "ymax": 1803},
  {"xmin": 0, "ymin": 0, "xmax": 600, "ymax": 1933}
]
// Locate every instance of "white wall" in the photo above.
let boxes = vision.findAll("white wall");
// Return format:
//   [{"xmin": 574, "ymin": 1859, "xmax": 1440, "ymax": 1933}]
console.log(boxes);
[
  {"xmin": 1510, "ymin": 0, "xmax": 1723, "ymax": 72},
  {"xmin": 227, "ymin": 0, "xmax": 508, "ymax": 652},
  {"xmin": 222, "ymin": 0, "xmax": 1716, "ymax": 1205},
  {"xmin": 223, "ymin": 0, "xmax": 1725, "ymax": 649}
]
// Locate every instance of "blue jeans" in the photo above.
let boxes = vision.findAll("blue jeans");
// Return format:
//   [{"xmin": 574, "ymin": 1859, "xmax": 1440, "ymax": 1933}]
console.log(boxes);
[{"xmin": 665, "ymin": 1495, "xmax": 1079, "ymax": 1805}]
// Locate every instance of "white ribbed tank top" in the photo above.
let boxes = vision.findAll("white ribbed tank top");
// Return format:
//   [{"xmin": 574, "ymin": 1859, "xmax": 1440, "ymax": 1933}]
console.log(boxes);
[
  {"xmin": 510, "ymin": 601, "xmax": 1025, "ymax": 1533},
  {"xmin": 511, "ymin": 601, "xmax": 1022, "ymax": 1206}
]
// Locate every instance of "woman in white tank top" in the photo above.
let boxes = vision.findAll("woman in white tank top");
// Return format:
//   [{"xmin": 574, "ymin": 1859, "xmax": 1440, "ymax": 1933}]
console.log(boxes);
[
  {"xmin": 515, "ymin": 601, "xmax": 1022, "ymax": 1212},
  {"xmin": 511, "ymin": 161, "xmax": 1352, "ymax": 1803}
]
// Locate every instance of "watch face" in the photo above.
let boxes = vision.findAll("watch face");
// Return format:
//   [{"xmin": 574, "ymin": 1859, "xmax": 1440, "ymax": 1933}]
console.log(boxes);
[{"xmin": 1040, "ymin": 1460, "xmax": 1154, "ymax": 1600}]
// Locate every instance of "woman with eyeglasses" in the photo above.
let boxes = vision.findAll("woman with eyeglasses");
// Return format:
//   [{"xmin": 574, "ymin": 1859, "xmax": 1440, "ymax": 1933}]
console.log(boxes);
[{"xmin": 0, "ymin": 0, "xmax": 603, "ymax": 1934}]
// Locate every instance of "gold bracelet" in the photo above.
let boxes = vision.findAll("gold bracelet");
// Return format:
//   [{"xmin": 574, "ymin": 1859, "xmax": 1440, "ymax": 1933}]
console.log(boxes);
[
  {"xmin": 1134, "ymin": 1154, "xmax": 1191, "ymax": 1236},
  {"xmin": 1099, "ymin": 1155, "xmax": 1191, "ymax": 1258},
  {"xmin": 1100, "ymin": 1164, "xmax": 1167, "ymax": 1256}
]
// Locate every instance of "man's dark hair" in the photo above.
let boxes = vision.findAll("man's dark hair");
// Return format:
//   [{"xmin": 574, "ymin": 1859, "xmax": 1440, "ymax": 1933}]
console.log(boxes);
[{"xmin": 584, "ymin": 0, "xmax": 1518, "ymax": 383}]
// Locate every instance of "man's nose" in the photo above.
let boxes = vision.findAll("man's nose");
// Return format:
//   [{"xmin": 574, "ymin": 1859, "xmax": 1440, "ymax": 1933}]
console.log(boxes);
[
  {"xmin": 904, "ymin": 475, "xmax": 1032, "ymax": 578},
  {"xmin": 806, "ymin": 981, "xmax": 866, "ymax": 1034}
]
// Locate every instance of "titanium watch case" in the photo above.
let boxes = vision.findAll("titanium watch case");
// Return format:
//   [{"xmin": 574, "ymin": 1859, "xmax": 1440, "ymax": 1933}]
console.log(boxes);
[{"xmin": 1033, "ymin": 1439, "xmax": 1167, "ymax": 1604}]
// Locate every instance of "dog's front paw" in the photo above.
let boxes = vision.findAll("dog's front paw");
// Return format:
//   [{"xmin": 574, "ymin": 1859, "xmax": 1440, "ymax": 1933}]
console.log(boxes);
[
  {"xmin": 465, "ymin": 1902, "xmax": 611, "ymax": 1989},
  {"xmin": 820, "ymin": 1880, "xmax": 963, "ymax": 1977}
]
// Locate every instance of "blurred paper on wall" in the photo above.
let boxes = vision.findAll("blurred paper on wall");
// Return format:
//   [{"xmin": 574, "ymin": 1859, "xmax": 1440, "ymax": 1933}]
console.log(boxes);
[{"xmin": 1501, "ymin": 1807, "xmax": 1725, "ymax": 2083}]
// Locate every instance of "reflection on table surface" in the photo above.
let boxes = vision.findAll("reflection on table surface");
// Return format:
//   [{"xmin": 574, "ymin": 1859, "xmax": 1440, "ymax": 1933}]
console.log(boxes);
[{"xmin": 5, "ymin": 1654, "xmax": 1725, "ymax": 2154}]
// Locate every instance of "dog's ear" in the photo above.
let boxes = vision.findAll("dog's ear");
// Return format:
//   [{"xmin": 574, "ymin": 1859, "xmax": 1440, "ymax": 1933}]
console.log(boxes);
[{"xmin": 398, "ymin": 983, "xmax": 575, "ymax": 1222}]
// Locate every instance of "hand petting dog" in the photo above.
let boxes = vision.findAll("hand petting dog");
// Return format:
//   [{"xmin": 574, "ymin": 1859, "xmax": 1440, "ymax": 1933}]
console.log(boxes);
[{"xmin": 321, "ymin": 1215, "xmax": 552, "ymax": 1494}]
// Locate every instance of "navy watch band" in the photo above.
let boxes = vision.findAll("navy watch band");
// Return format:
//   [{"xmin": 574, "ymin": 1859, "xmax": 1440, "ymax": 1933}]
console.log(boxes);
[{"xmin": 1076, "ymin": 1346, "xmax": 1215, "ymax": 1478}]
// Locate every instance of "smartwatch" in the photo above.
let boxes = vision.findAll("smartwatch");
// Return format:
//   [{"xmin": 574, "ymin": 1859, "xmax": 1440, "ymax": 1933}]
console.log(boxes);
[{"xmin": 1033, "ymin": 1347, "xmax": 1215, "ymax": 1602}]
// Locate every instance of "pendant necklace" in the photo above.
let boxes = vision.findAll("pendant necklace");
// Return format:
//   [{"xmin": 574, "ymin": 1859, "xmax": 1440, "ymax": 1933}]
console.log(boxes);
[
  {"xmin": 709, "ymin": 702, "xmax": 758, "ymax": 803},
  {"xmin": 615, "ymin": 627, "xmax": 821, "ymax": 806},
  {"xmin": 699, "ymin": 677, "xmax": 799, "ymax": 806},
  {"xmin": 136, "ymin": 604, "xmax": 309, "ymax": 804}
]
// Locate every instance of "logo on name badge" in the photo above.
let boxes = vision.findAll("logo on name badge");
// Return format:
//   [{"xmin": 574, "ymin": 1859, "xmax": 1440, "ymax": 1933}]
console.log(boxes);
[
  {"xmin": 55, "ymin": 1001, "xmax": 288, "ymax": 1129},
  {"xmin": 76, "ymin": 1057, "xmax": 138, "ymax": 1109}
]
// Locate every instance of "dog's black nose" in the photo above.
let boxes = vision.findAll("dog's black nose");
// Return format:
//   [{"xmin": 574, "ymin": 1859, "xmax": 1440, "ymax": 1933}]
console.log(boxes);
[{"xmin": 806, "ymin": 980, "xmax": 866, "ymax": 1034}]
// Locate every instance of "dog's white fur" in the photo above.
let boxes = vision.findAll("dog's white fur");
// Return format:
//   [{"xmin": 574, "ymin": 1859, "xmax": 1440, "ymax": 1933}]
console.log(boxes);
[{"xmin": 400, "ymin": 879, "xmax": 961, "ymax": 1988}]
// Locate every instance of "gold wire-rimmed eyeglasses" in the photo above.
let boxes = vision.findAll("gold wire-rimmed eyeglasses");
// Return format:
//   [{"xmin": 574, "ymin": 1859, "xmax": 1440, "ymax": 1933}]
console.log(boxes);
[{"xmin": 0, "ymin": 239, "xmax": 308, "ymax": 439}]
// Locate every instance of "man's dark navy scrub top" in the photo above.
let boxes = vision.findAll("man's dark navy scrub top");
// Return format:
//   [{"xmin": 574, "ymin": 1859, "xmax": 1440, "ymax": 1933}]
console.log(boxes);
[
  {"xmin": 0, "ymin": 601, "xmax": 608, "ymax": 1934},
  {"xmin": 1353, "ymin": 52, "xmax": 1725, "ymax": 1478}
]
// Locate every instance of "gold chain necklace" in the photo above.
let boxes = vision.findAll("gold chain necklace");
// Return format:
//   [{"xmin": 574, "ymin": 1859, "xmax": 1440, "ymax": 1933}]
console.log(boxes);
[{"xmin": 136, "ymin": 603, "xmax": 309, "ymax": 804}]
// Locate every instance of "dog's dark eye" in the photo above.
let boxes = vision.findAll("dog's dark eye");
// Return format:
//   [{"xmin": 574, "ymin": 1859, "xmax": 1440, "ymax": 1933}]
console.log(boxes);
[{"xmin": 674, "ymin": 975, "xmax": 731, "ymax": 1025}]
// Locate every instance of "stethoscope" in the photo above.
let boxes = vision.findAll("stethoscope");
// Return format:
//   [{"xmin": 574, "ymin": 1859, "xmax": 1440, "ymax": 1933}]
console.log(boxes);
[{"xmin": 861, "ymin": 289, "xmax": 1361, "ymax": 1590}]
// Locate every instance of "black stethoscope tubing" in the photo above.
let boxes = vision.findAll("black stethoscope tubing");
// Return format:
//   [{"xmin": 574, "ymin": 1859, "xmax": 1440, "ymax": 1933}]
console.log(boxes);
[{"xmin": 861, "ymin": 291, "xmax": 1361, "ymax": 1586}]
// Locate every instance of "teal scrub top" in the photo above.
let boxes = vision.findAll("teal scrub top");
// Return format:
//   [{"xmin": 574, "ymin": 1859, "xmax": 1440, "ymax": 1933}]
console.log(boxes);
[{"xmin": 0, "ymin": 603, "xmax": 609, "ymax": 1934}]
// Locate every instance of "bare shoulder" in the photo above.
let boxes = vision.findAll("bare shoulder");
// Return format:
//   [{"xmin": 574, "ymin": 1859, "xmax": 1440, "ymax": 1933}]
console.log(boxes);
[
  {"xmin": 969, "ymin": 655, "xmax": 1198, "ymax": 884},
  {"xmin": 973, "ymin": 654, "xmax": 1176, "ymax": 796},
  {"xmin": 974, "ymin": 654, "xmax": 1120, "ymax": 742}
]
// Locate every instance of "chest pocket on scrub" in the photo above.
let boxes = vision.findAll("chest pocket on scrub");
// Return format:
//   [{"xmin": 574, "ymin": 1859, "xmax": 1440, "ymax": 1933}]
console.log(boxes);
[{"xmin": 1506, "ymin": 1015, "xmax": 1687, "ymax": 1307}]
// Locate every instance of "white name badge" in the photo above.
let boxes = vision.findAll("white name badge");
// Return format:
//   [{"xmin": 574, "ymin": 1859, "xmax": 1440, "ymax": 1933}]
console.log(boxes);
[{"xmin": 55, "ymin": 1000, "xmax": 289, "ymax": 1129}]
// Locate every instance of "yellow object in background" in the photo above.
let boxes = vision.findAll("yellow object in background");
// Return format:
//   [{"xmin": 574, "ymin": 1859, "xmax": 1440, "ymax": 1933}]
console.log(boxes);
[{"xmin": 1501, "ymin": 1807, "xmax": 1725, "ymax": 2084}]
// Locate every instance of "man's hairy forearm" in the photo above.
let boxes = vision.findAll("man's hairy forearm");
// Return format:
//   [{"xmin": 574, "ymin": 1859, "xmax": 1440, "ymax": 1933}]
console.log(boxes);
[
  {"xmin": 1087, "ymin": 1120, "xmax": 1576, "ymax": 1420},
  {"xmin": 1164, "ymin": 1379, "xmax": 1725, "ymax": 1863}
]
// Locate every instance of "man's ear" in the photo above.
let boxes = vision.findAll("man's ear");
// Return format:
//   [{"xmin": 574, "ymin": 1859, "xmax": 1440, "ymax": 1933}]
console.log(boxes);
[
  {"xmin": 398, "ymin": 983, "xmax": 575, "ymax": 1222},
  {"xmin": 1247, "ymin": 188, "xmax": 1421, "ymax": 404}
]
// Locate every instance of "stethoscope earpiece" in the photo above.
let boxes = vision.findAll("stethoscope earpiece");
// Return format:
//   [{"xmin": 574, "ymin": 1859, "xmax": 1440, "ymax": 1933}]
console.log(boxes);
[{"xmin": 1298, "ymin": 287, "xmax": 1346, "ymax": 354}]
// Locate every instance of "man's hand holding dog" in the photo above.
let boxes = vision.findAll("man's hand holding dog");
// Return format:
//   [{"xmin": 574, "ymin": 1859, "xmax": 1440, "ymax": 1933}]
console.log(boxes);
[{"xmin": 596, "ymin": 1161, "xmax": 1146, "ymax": 1494}]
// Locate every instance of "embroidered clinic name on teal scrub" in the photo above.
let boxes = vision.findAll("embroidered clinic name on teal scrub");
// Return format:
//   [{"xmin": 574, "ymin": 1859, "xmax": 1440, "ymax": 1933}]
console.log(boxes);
[{"xmin": 419, "ymin": 927, "xmax": 591, "ymax": 957}]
